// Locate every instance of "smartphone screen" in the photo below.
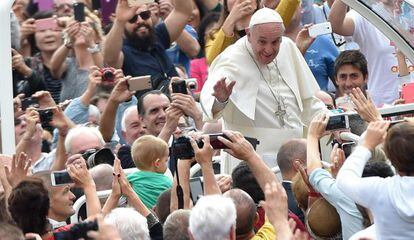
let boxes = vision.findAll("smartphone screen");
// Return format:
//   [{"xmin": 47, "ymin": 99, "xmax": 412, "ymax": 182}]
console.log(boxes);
[
  {"xmin": 326, "ymin": 115, "xmax": 348, "ymax": 131},
  {"xmin": 51, "ymin": 170, "xmax": 73, "ymax": 186},
  {"xmin": 73, "ymin": 2, "xmax": 85, "ymax": 22},
  {"xmin": 189, "ymin": 177, "xmax": 204, "ymax": 204}
]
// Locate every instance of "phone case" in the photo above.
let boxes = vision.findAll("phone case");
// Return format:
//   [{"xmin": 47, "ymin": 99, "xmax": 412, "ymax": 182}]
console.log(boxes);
[
  {"xmin": 128, "ymin": 76, "xmax": 152, "ymax": 91},
  {"xmin": 309, "ymin": 22, "xmax": 332, "ymax": 38},
  {"xmin": 73, "ymin": 2, "xmax": 85, "ymax": 22},
  {"xmin": 35, "ymin": 18, "xmax": 58, "ymax": 31},
  {"xmin": 401, "ymin": 83, "xmax": 414, "ymax": 104}
]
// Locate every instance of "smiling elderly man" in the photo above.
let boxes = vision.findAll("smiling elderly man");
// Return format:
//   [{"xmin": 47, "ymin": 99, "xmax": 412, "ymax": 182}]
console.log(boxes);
[{"xmin": 200, "ymin": 8, "xmax": 326, "ymax": 173}]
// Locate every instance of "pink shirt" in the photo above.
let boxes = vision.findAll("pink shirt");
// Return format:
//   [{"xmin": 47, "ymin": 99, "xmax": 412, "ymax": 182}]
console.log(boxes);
[{"xmin": 190, "ymin": 57, "xmax": 208, "ymax": 93}]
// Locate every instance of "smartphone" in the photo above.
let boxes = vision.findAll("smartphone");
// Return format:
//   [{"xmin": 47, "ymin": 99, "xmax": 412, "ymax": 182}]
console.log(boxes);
[
  {"xmin": 127, "ymin": 0, "xmax": 155, "ymax": 7},
  {"xmin": 73, "ymin": 2, "xmax": 85, "ymax": 22},
  {"xmin": 401, "ymin": 83, "xmax": 414, "ymax": 104},
  {"xmin": 341, "ymin": 141, "xmax": 355, "ymax": 158},
  {"xmin": 21, "ymin": 97, "xmax": 39, "ymax": 110},
  {"xmin": 35, "ymin": 18, "xmax": 58, "ymax": 31},
  {"xmin": 51, "ymin": 170, "xmax": 73, "ymax": 186},
  {"xmin": 189, "ymin": 177, "xmax": 204, "ymax": 204},
  {"xmin": 128, "ymin": 75, "xmax": 153, "ymax": 91},
  {"xmin": 209, "ymin": 133, "xmax": 230, "ymax": 149},
  {"xmin": 309, "ymin": 22, "xmax": 332, "ymax": 38},
  {"xmin": 100, "ymin": 0, "xmax": 117, "ymax": 25},
  {"xmin": 172, "ymin": 79, "xmax": 188, "ymax": 94},
  {"xmin": 326, "ymin": 114, "xmax": 349, "ymax": 131}
]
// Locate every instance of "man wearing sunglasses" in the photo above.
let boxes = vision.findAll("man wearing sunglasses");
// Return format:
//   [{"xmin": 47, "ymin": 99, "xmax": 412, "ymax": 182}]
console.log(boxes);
[{"xmin": 103, "ymin": 0, "xmax": 193, "ymax": 97}]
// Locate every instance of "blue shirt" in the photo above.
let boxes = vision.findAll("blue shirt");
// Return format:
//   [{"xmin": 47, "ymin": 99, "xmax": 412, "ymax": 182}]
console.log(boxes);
[
  {"xmin": 309, "ymin": 168, "xmax": 364, "ymax": 239},
  {"xmin": 304, "ymin": 35, "xmax": 339, "ymax": 91},
  {"xmin": 166, "ymin": 24, "xmax": 198, "ymax": 74},
  {"xmin": 122, "ymin": 23, "xmax": 178, "ymax": 92}
]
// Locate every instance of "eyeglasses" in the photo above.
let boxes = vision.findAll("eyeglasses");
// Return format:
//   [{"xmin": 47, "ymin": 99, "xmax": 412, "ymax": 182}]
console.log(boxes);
[{"xmin": 128, "ymin": 10, "xmax": 151, "ymax": 23}]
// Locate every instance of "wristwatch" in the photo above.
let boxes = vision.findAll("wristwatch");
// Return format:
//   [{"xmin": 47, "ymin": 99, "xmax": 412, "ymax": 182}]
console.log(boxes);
[{"xmin": 87, "ymin": 44, "xmax": 101, "ymax": 54}]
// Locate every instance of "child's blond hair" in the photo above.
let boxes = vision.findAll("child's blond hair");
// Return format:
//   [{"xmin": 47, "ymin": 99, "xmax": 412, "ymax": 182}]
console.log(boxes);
[{"xmin": 131, "ymin": 135, "xmax": 169, "ymax": 170}]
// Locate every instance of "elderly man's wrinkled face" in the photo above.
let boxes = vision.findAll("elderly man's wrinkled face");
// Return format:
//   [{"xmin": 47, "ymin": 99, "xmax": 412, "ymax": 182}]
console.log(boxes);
[
  {"xmin": 335, "ymin": 64, "xmax": 367, "ymax": 95},
  {"xmin": 247, "ymin": 22, "xmax": 283, "ymax": 65}
]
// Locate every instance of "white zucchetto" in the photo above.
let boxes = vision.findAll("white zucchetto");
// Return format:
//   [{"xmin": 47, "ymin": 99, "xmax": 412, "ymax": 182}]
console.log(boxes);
[{"xmin": 248, "ymin": 7, "xmax": 284, "ymax": 29}]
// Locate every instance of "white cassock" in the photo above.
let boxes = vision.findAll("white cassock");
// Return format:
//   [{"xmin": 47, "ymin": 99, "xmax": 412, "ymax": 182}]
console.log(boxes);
[{"xmin": 200, "ymin": 36, "xmax": 327, "ymax": 174}]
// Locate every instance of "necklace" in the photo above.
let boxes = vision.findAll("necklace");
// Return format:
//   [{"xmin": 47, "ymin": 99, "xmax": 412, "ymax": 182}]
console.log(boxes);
[{"xmin": 244, "ymin": 41, "xmax": 287, "ymax": 126}]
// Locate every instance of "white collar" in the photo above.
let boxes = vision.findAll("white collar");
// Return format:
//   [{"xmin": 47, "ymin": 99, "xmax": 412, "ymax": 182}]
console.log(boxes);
[{"xmin": 48, "ymin": 218, "xmax": 67, "ymax": 229}]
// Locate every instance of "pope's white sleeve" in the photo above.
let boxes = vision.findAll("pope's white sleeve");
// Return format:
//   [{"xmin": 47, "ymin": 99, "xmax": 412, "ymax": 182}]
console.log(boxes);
[{"xmin": 301, "ymin": 95, "xmax": 328, "ymax": 126}]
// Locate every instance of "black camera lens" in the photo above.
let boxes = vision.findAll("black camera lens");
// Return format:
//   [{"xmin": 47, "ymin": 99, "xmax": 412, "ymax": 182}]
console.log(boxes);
[
  {"xmin": 102, "ymin": 69, "xmax": 115, "ymax": 82},
  {"xmin": 86, "ymin": 148, "xmax": 115, "ymax": 168}
]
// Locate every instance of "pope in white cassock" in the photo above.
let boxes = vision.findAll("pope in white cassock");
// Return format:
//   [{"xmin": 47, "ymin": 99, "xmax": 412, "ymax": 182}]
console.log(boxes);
[{"xmin": 200, "ymin": 8, "xmax": 327, "ymax": 174}]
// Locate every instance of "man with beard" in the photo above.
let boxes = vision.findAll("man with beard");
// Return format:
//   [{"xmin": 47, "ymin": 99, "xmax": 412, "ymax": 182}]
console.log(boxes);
[{"xmin": 103, "ymin": 0, "xmax": 193, "ymax": 96}]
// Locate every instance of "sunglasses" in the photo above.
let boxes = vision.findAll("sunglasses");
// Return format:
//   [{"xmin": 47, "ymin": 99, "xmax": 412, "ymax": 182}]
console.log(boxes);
[{"xmin": 128, "ymin": 10, "xmax": 151, "ymax": 23}]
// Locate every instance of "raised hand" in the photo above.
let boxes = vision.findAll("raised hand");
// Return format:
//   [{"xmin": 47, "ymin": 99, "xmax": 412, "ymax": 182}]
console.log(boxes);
[
  {"xmin": 109, "ymin": 75, "xmax": 135, "ymax": 103},
  {"xmin": 212, "ymin": 77, "xmax": 235, "ymax": 103},
  {"xmin": 12, "ymin": 49, "xmax": 31, "ymax": 76},
  {"xmin": 260, "ymin": 182, "xmax": 289, "ymax": 231},
  {"xmin": 219, "ymin": 130, "xmax": 256, "ymax": 161},
  {"xmin": 23, "ymin": 109, "xmax": 40, "ymax": 140},
  {"xmin": 32, "ymin": 90, "xmax": 57, "ymax": 109},
  {"xmin": 114, "ymin": 0, "xmax": 140, "ymax": 24},
  {"xmin": 190, "ymin": 135, "xmax": 214, "ymax": 166},
  {"xmin": 67, "ymin": 160, "xmax": 95, "ymax": 189},
  {"xmin": 308, "ymin": 113, "xmax": 330, "ymax": 138},
  {"xmin": 5, "ymin": 153, "xmax": 31, "ymax": 187},
  {"xmin": 350, "ymin": 88, "xmax": 382, "ymax": 123},
  {"xmin": 20, "ymin": 18, "xmax": 36, "ymax": 41},
  {"xmin": 330, "ymin": 143, "xmax": 345, "ymax": 178},
  {"xmin": 171, "ymin": 93, "xmax": 202, "ymax": 120},
  {"xmin": 295, "ymin": 24, "xmax": 315, "ymax": 55},
  {"xmin": 362, "ymin": 121, "xmax": 390, "ymax": 151}
]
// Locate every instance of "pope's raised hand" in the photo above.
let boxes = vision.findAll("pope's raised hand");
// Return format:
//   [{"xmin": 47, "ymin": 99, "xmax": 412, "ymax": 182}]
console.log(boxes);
[{"xmin": 212, "ymin": 77, "xmax": 236, "ymax": 103}]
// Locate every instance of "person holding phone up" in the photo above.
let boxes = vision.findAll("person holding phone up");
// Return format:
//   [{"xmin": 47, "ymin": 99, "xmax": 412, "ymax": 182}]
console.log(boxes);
[{"xmin": 103, "ymin": 0, "xmax": 193, "ymax": 97}]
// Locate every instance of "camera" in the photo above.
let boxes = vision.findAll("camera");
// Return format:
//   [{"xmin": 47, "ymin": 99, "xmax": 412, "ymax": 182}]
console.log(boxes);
[
  {"xmin": 326, "ymin": 114, "xmax": 349, "ymax": 131},
  {"xmin": 100, "ymin": 68, "xmax": 115, "ymax": 82},
  {"xmin": 21, "ymin": 97, "xmax": 39, "ymax": 110},
  {"xmin": 82, "ymin": 148, "xmax": 115, "ymax": 168},
  {"xmin": 38, "ymin": 109, "xmax": 54, "ymax": 128},
  {"xmin": 170, "ymin": 133, "xmax": 260, "ymax": 159},
  {"xmin": 172, "ymin": 79, "xmax": 188, "ymax": 94},
  {"xmin": 185, "ymin": 78, "xmax": 198, "ymax": 91},
  {"xmin": 53, "ymin": 219, "xmax": 98, "ymax": 240}
]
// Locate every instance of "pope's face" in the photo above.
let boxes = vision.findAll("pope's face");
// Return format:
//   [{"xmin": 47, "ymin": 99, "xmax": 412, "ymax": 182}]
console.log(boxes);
[{"xmin": 247, "ymin": 22, "xmax": 283, "ymax": 65}]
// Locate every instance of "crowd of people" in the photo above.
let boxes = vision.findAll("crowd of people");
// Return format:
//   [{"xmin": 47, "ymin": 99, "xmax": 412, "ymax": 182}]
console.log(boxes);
[{"xmin": 1, "ymin": 0, "xmax": 414, "ymax": 239}]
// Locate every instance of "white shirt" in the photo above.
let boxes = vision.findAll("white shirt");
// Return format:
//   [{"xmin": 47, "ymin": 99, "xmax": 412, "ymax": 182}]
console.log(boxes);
[
  {"xmin": 337, "ymin": 146, "xmax": 414, "ymax": 240},
  {"xmin": 348, "ymin": 10, "xmax": 399, "ymax": 106}
]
